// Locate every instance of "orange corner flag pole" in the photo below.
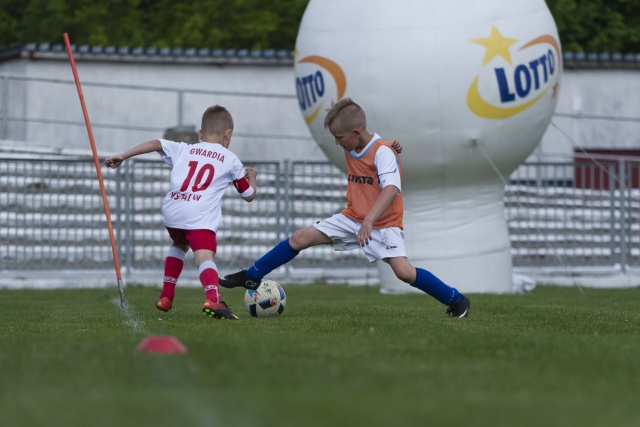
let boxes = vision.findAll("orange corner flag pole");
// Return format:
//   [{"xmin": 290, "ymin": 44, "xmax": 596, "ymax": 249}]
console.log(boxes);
[{"xmin": 63, "ymin": 33, "xmax": 126, "ymax": 309}]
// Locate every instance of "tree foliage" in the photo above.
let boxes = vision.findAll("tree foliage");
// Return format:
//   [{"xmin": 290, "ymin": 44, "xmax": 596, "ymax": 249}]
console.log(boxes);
[
  {"xmin": 0, "ymin": 0, "xmax": 638, "ymax": 53},
  {"xmin": 546, "ymin": 0, "xmax": 640, "ymax": 52},
  {"xmin": 0, "ymin": 0, "xmax": 308, "ymax": 49}
]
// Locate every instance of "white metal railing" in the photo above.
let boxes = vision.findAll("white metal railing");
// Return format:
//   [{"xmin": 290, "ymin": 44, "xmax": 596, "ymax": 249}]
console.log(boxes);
[{"xmin": 1, "ymin": 158, "xmax": 638, "ymax": 275}]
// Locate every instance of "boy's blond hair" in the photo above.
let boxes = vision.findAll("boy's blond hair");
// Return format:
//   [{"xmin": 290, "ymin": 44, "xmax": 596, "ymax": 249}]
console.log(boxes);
[
  {"xmin": 324, "ymin": 98, "xmax": 367, "ymax": 131},
  {"xmin": 201, "ymin": 105, "xmax": 234, "ymax": 136}
]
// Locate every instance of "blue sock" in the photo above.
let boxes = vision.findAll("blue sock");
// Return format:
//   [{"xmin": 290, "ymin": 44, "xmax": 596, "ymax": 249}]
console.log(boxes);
[
  {"xmin": 246, "ymin": 239, "xmax": 299, "ymax": 280},
  {"xmin": 411, "ymin": 268, "xmax": 462, "ymax": 305}
]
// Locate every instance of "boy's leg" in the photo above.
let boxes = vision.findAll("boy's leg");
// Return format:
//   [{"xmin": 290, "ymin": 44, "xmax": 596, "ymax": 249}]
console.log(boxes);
[
  {"xmin": 198, "ymin": 259, "xmax": 220, "ymax": 303},
  {"xmin": 220, "ymin": 239, "xmax": 298, "ymax": 289},
  {"xmin": 412, "ymin": 267, "xmax": 461, "ymax": 304},
  {"xmin": 161, "ymin": 246, "xmax": 186, "ymax": 300},
  {"xmin": 198, "ymin": 258, "xmax": 239, "ymax": 320},
  {"xmin": 221, "ymin": 226, "xmax": 331, "ymax": 289},
  {"xmin": 159, "ymin": 227, "xmax": 191, "ymax": 311},
  {"xmin": 387, "ymin": 256, "xmax": 470, "ymax": 317},
  {"xmin": 157, "ymin": 245, "xmax": 187, "ymax": 312},
  {"xmin": 412, "ymin": 268, "xmax": 470, "ymax": 318},
  {"xmin": 186, "ymin": 230, "xmax": 238, "ymax": 320},
  {"xmin": 248, "ymin": 239, "xmax": 300, "ymax": 280}
]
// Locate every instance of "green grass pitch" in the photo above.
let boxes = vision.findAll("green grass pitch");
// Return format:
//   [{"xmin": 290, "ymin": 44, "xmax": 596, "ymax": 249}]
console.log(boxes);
[{"xmin": 1, "ymin": 284, "xmax": 639, "ymax": 427}]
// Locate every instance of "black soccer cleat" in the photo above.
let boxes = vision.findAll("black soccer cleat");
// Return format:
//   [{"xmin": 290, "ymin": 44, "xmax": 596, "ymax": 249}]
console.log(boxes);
[
  {"xmin": 446, "ymin": 294, "xmax": 470, "ymax": 318},
  {"xmin": 219, "ymin": 270, "xmax": 260, "ymax": 290}
]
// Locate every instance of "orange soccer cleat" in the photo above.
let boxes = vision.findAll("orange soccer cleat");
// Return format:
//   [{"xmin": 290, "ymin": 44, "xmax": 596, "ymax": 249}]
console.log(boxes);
[{"xmin": 156, "ymin": 296, "xmax": 173, "ymax": 312}]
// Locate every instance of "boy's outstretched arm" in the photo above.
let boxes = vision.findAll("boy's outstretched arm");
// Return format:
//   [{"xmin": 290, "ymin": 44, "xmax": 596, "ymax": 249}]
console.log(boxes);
[{"xmin": 104, "ymin": 139, "xmax": 164, "ymax": 169}]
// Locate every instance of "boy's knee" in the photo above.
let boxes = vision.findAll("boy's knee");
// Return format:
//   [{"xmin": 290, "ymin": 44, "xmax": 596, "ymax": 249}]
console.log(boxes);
[
  {"xmin": 395, "ymin": 270, "xmax": 414, "ymax": 284},
  {"xmin": 289, "ymin": 226, "xmax": 331, "ymax": 251},
  {"xmin": 289, "ymin": 230, "xmax": 304, "ymax": 247},
  {"xmin": 390, "ymin": 262, "xmax": 416, "ymax": 284}
]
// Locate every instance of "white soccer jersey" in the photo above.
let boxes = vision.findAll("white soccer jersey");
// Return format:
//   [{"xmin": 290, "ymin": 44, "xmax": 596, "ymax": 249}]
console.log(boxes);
[{"xmin": 158, "ymin": 139, "xmax": 253, "ymax": 232}]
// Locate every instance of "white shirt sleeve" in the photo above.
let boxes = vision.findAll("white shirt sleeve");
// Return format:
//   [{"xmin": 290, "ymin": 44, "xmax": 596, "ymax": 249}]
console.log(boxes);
[
  {"xmin": 374, "ymin": 145, "xmax": 402, "ymax": 191},
  {"xmin": 157, "ymin": 139, "xmax": 177, "ymax": 166}
]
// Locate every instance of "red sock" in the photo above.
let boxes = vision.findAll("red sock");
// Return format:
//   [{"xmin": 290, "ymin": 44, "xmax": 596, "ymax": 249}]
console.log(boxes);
[
  {"xmin": 162, "ymin": 256, "xmax": 184, "ymax": 300},
  {"xmin": 199, "ymin": 261, "xmax": 220, "ymax": 303}
]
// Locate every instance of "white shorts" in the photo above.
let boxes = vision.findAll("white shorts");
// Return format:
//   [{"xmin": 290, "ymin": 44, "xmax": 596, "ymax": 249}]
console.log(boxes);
[{"xmin": 313, "ymin": 213, "xmax": 406, "ymax": 262}]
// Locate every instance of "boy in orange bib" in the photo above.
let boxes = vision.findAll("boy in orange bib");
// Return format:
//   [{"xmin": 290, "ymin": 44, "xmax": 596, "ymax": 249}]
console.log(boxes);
[{"xmin": 221, "ymin": 98, "xmax": 470, "ymax": 318}]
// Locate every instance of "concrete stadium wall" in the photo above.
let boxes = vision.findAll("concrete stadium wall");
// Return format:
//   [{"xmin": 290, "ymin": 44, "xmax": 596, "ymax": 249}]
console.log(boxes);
[
  {"xmin": 0, "ymin": 56, "xmax": 325, "ymax": 163},
  {"xmin": 1, "ymin": 55, "xmax": 639, "ymax": 164},
  {"xmin": 538, "ymin": 68, "xmax": 640, "ymax": 160}
]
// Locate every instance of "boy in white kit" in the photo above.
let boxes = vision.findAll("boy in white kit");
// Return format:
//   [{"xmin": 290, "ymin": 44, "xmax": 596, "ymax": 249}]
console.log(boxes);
[{"xmin": 104, "ymin": 105, "xmax": 257, "ymax": 320}]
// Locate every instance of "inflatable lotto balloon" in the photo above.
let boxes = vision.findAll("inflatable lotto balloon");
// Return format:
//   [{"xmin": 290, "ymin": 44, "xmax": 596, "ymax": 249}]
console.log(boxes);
[{"xmin": 294, "ymin": 0, "xmax": 561, "ymax": 293}]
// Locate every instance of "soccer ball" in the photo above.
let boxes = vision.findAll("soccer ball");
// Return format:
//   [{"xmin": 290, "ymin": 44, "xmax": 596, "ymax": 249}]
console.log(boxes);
[{"xmin": 244, "ymin": 280, "xmax": 286, "ymax": 318}]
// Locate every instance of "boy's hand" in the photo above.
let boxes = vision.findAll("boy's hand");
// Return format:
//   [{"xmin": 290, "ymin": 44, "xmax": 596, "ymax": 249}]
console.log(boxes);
[
  {"xmin": 358, "ymin": 220, "xmax": 373, "ymax": 247},
  {"xmin": 245, "ymin": 167, "xmax": 257, "ymax": 180},
  {"xmin": 390, "ymin": 139, "xmax": 403, "ymax": 154},
  {"xmin": 104, "ymin": 155, "xmax": 125, "ymax": 169}
]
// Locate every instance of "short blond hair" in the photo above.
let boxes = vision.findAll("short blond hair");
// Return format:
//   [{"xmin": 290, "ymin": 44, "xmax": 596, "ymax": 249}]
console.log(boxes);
[
  {"xmin": 324, "ymin": 98, "xmax": 367, "ymax": 131},
  {"xmin": 201, "ymin": 105, "xmax": 234, "ymax": 136}
]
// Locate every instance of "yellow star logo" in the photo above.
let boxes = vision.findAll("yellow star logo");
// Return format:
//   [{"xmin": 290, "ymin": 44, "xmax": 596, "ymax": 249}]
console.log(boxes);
[{"xmin": 472, "ymin": 26, "xmax": 518, "ymax": 66}]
